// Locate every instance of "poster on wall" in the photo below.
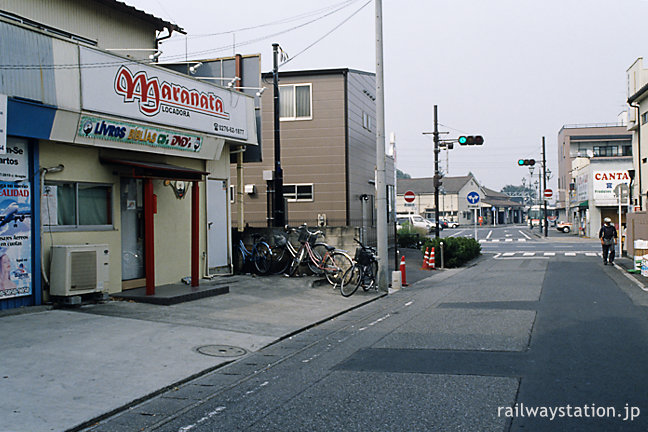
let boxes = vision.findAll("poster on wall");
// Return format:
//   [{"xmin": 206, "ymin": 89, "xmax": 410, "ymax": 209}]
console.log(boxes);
[{"xmin": 0, "ymin": 181, "xmax": 32, "ymax": 300}]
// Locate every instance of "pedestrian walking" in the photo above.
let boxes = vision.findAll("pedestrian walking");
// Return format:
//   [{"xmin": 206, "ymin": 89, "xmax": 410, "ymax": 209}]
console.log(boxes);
[{"xmin": 599, "ymin": 217, "xmax": 617, "ymax": 265}]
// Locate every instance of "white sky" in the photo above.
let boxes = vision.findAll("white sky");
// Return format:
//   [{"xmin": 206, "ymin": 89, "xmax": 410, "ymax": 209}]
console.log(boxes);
[{"xmin": 126, "ymin": 0, "xmax": 648, "ymax": 193}]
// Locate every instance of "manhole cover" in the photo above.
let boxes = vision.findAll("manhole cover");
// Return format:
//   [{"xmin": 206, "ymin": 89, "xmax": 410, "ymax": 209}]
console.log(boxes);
[{"xmin": 195, "ymin": 345, "xmax": 247, "ymax": 357}]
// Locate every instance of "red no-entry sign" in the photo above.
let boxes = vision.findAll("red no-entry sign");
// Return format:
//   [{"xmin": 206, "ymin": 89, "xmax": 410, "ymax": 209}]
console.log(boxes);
[
  {"xmin": 404, "ymin": 190, "xmax": 416, "ymax": 203},
  {"xmin": 544, "ymin": 189, "xmax": 553, "ymax": 198}
]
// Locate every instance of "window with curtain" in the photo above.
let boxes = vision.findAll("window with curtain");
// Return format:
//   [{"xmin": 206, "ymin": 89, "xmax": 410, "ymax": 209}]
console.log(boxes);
[
  {"xmin": 279, "ymin": 84, "xmax": 312, "ymax": 120},
  {"xmin": 45, "ymin": 182, "xmax": 112, "ymax": 229}
]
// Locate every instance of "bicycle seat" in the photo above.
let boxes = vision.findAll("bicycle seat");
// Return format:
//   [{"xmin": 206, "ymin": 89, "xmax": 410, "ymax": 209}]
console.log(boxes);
[{"xmin": 324, "ymin": 244, "xmax": 336, "ymax": 252}]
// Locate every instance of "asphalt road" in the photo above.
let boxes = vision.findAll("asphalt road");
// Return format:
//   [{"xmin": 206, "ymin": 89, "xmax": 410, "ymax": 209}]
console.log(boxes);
[{"xmin": 85, "ymin": 230, "xmax": 648, "ymax": 432}]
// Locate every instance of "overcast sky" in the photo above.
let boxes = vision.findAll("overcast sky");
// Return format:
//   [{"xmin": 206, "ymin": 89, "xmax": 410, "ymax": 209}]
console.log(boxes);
[{"xmin": 127, "ymin": 0, "xmax": 648, "ymax": 193}]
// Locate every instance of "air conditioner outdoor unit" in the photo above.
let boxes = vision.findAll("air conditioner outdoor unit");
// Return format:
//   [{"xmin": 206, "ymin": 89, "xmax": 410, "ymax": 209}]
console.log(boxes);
[{"xmin": 50, "ymin": 244, "xmax": 110, "ymax": 296}]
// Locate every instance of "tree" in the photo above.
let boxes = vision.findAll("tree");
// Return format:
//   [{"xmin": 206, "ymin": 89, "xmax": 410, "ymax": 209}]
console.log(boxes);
[
  {"xmin": 396, "ymin": 169, "xmax": 411, "ymax": 179},
  {"xmin": 501, "ymin": 183, "xmax": 537, "ymax": 205}
]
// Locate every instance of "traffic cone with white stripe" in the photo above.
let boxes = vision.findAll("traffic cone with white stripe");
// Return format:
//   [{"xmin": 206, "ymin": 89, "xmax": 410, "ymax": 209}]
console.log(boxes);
[
  {"xmin": 422, "ymin": 247, "xmax": 430, "ymax": 270},
  {"xmin": 400, "ymin": 256, "xmax": 408, "ymax": 287},
  {"xmin": 429, "ymin": 247, "xmax": 436, "ymax": 269}
]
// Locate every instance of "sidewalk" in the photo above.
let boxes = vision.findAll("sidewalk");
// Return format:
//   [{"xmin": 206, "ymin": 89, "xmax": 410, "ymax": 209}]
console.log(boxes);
[{"xmin": 1, "ymin": 274, "xmax": 390, "ymax": 432}]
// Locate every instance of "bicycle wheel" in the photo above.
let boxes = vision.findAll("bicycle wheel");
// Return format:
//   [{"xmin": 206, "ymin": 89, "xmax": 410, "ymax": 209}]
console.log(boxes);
[
  {"xmin": 253, "ymin": 242, "xmax": 273, "ymax": 275},
  {"xmin": 361, "ymin": 260, "xmax": 379, "ymax": 291},
  {"xmin": 323, "ymin": 251, "xmax": 354, "ymax": 286},
  {"xmin": 288, "ymin": 248, "xmax": 304, "ymax": 276},
  {"xmin": 340, "ymin": 265, "xmax": 359, "ymax": 297},
  {"xmin": 308, "ymin": 243, "xmax": 328, "ymax": 275},
  {"xmin": 271, "ymin": 246, "xmax": 292, "ymax": 275}
]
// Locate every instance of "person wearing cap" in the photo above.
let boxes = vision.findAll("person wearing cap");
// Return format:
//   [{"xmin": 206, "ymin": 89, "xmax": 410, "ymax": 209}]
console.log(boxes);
[{"xmin": 599, "ymin": 217, "xmax": 617, "ymax": 265}]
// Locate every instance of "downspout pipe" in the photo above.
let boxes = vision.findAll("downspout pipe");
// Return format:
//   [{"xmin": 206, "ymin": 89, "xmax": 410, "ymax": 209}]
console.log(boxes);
[
  {"xmin": 630, "ymin": 102, "xmax": 642, "ymax": 210},
  {"xmin": 39, "ymin": 164, "xmax": 64, "ymax": 287}
]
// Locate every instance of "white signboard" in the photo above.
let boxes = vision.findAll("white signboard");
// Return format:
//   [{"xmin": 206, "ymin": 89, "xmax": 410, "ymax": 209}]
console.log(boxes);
[
  {"xmin": 80, "ymin": 47, "xmax": 248, "ymax": 140},
  {"xmin": 593, "ymin": 171, "xmax": 630, "ymax": 205},
  {"xmin": 0, "ymin": 139, "xmax": 29, "ymax": 182},
  {"xmin": 0, "ymin": 94, "xmax": 7, "ymax": 154},
  {"xmin": 576, "ymin": 173, "xmax": 588, "ymax": 203}
]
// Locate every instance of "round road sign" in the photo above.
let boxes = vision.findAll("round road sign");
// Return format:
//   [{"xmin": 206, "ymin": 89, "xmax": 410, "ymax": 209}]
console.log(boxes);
[
  {"xmin": 544, "ymin": 189, "xmax": 553, "ymax": 198},
  {"xmin": 404, "ymin": 190, "xmax": 416, "ymax": 203}
]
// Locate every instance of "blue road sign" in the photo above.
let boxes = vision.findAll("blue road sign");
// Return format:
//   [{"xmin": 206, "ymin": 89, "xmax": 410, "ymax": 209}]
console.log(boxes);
[{"xmin": 467, "ymin": 191, "xmax": 480, "ymax": 205}]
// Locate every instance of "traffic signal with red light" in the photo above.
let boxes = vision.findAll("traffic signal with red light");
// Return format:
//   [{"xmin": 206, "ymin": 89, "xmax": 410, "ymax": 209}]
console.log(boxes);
[{"xmin": 517, "ymin": 159, "xmax": 536, "ymax": 166}]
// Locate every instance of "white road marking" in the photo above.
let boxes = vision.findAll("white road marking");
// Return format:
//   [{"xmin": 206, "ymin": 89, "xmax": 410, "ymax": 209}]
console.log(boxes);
[
  {"xmin": 614, "ymin": 263, "xmax": 648, "ymax": 292},
  {"xmin": 518, "ymin": 239, "xmax": 527, "ymax": 242},
  {"xmin": 502, "ymin": 252, "xmax": 515, "ymax": 257},
  {"xmin": 523, "ymin": 252, "xmax": 535, "ymax": 256},
  {"xmin": 505, "ymin": 239, "xmax": 513, "ymax": 242},
  {"xmin": 479, "ymin": 239, "xmax": 486, "ymax": 243},
  {"xmin": 178, "ymin": 407, "xmax": 227, "ymax": 432},
  {"xmin": 519, "ymin": 230, "xmax": 532, "ymax": 239},
  {"xmin": 449, "ymin": 230, "xmax": 465, "ymax": 237},
  {"xmin": 487, "ymin": 230, "xmax": 493, "ymax": 239},
  {"xmin": 565, "ymin": 252, "xmax": 576, "ymax": 256},
  {"xmin": 585, "ymin": 252, "xmax": 597, "ymax": 256},
  {"xmin": 492, "ymin": 239, "xmax": 500, "ymax": 243},
  {"xmin": 544, "ymin": 252, "xmax": 556, "ymax": 256}
]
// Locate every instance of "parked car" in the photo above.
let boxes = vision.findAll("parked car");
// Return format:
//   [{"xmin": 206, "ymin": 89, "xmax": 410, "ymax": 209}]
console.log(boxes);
[
  {"xmin": 556, "ymin": 221, "xmax": 572, "ymax": 233},
  {"xmin": 447, "ymin": 220, "xmax": 460, "ymax": 228},
  {"xmin": 425, "ymin": 218, "xmax": 444, "ymax": 231},
  {"xmin": 397, "ymin": 214, "xmax": 434, "ymax": 232}
]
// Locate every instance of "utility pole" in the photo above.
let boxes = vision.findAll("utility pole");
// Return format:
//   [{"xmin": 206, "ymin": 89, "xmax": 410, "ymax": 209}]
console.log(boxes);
[
  {"xmin": 433, "ymin": 105, "xmax": 440, "ymax": 238},
  {"xmin": 375, "ymin": 0, "xmax": 388, "ymax": 292},
  {"xmin": 272, "ymin": 43, "xmax": 285, "ymax": 227},
  {"xmin": 542, "ymin": 136, "xmax": 548, "ymax": 237}
]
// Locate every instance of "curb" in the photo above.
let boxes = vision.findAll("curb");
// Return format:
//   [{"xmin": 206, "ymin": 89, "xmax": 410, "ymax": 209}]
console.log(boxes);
[{"xmin": 613, "ymin": 262, "xmax": 648, "ymax": 292}]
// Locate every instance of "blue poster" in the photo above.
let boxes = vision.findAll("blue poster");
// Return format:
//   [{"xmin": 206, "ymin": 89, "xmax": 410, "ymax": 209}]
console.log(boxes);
[{"xmin": 0, "ymin": 182, "xmax": 31, "ymax": 299}]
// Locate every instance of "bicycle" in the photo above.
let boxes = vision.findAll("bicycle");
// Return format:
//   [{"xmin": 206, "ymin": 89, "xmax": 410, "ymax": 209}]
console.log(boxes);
[
  {"xmin": 340, "ymin": 238, "xmax": 378, "ymax": 297},
  {"xmin": 286, "ymin": 225, "xmax": 354, "ymax": 287},
  {"xmin": 271, "ymin": 225, "xmax": 336, "ymax": 276},
  {"xmin": 236, "ymin": 234, "xmax": 273, "ymax": 275}
]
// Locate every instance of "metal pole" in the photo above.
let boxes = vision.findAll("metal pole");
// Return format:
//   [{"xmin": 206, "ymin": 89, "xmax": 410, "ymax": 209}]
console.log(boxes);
[
  {"xmin": 375, "ymin": 0, "xmax": 388, "ymax": 292},
  {"xmin": 440, "ymin": 241, "xmax": 444, "ymax": 269},
  {"xmin": 542, "ymin": 137, "xmax": 548, "ymax": 237},
  {"xmin": 619, "ymin": 191, "xmax": 622, "ymax": 258},
  {"xmin": 433, "ymin": 105, "xmax": 440, "ymax": 239},
  {"xmin": 272, "ymin": 43, "xmax": 285, "ymax": 227}
]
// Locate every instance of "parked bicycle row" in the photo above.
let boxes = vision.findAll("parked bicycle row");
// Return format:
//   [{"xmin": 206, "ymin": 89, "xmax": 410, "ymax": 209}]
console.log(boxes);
[{"xmin": 236, "ymin": 224, "xmax": 378, "ymax": 297}]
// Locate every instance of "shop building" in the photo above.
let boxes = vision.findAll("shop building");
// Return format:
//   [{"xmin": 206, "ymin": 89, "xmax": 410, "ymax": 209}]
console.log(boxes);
[{"xmin": 0, "ymin": 1, "xmax": 257, "ymax": 310}]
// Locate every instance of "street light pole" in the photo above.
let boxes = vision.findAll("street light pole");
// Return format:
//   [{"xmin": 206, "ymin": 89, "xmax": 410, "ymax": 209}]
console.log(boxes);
[
  {"xmin": 375, "ymin": 0, "xmax": 388, "ymax": 292},
  {"xmin": 433, "ymin": 105, "xmax": 440, "ymax": 239},
  {"xmin": 272, "ymin": 43, "xmax": 285, "ymax": 227},
  {"xmin": 542, "ymin": 136, "xmax": 548, "ymax": 237}
]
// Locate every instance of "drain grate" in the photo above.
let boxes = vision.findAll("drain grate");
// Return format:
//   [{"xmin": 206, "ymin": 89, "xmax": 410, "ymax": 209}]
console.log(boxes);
[{"xmin": 195, "ymin": 345, "xmax": 247, "ymax": 357}]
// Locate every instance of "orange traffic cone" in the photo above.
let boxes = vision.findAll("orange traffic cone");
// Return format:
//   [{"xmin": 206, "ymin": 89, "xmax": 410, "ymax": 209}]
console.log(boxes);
[
  {"xmin": 422, "ymin": 247, "xmax": 429, "ymax": 270},
  {"xmin": 429, "ymin": 247, "xmax": 436, "ymax": 269},
  {"xmin": 400, "ymin": 256, "xmax": 408, "ymax": 286}
]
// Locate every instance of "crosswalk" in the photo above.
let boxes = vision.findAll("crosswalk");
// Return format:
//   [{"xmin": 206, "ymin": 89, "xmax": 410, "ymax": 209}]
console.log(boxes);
[
  {"xmin": 479, "ymin": 238, "xmax": 527, "ymax": 243},
  {"xmin": 494, "ymin": 252, "xmax": 601, "ymax": 259}
]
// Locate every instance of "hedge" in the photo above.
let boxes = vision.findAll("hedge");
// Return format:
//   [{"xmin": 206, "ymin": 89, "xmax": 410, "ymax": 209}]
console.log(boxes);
[
  {"xmin": 421, "ymin": 236, "xmax": 481, "ymax": 268},
  {"xmin": 397, "ymin": 223, "xmax": 428, "ymax": 248}
]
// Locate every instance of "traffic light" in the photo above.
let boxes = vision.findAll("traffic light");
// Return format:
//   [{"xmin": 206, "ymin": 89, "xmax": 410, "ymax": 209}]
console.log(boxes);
[
  {"xmin": 517, "ymin": 159, "xmax": 536, "ymax": 166},
  {"xmin": 458, "ymin": 135, "xmax": 484, "ymax": 145}
]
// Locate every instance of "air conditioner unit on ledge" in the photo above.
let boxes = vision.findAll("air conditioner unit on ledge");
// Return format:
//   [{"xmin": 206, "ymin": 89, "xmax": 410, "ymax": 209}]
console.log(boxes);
[{"xmin": 50, "ymin": 245, "xmax": 110, "ymax": 296}]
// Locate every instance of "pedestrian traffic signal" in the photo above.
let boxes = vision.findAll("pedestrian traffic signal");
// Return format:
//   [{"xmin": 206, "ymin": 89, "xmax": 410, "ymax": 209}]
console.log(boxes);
[
  {"xmin": 517, "ymin": 159, "xmax": 536, "ymax": 166},
  {"xmin": 458, "ymin": 135, "xmax": 484, "ymax": 145}
]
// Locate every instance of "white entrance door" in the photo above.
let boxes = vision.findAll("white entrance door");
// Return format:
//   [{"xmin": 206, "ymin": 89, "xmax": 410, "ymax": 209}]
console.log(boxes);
[{"xmin": 207, "ymin": 179, "xmax": 229, "ymax": 273}]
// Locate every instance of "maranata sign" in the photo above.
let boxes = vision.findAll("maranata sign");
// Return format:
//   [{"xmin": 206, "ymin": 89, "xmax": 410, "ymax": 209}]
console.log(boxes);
[{"xmin": 80, "ymin": 47, "xmax": 248, "ymax": 140}]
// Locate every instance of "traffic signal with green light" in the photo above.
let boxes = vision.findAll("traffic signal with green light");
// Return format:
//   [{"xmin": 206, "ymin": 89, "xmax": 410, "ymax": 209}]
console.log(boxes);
[
  {"xmin": 458, "ymin": 135, "xmax": 484, "ymax": 145},
  {"xmin": 517, "ymin": 159, "xmax": 536, "ymax": 166}
]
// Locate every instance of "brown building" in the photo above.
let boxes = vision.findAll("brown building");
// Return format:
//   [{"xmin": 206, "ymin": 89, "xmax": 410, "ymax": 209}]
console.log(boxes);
[{"xmin": 231, "ymin": 68, "xmax": 395, "ymax": 230}]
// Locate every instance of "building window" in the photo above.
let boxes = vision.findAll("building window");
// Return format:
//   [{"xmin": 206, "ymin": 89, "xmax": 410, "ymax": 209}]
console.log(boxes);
[
  {"xmin": 642, "ymin": 112, "xmax": 648, "ymax": 125},
  {"xmin": 284, "ymin": 184, "xmax": 313, "ymax": 202},
  {"xmin": 280, "ymin": 84, "xmax": 312, "ymax": 120},
  {"xmin": 362, "ymin": 112, "xmax": 373, "ymax": 132},
  {"xmin": 43, "ymin": 182, "xmax": 112, "ymax": 230},
  {"xmin": 593, "ymin": 146, "xmax": 618, "ymax": 157},
  {"xmin": 229, "ymin": 185, "xmax": 236, "ymax": 203}
]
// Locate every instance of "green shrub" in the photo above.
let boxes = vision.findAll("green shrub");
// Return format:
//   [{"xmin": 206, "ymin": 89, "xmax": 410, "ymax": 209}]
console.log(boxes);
[
  {"xmin": 397, "ymin": 223, "xmax": 428, "ymax": 248},
  {"xmin": 421, "ymin": 236, "xmax": 481, "ymax": 268}
]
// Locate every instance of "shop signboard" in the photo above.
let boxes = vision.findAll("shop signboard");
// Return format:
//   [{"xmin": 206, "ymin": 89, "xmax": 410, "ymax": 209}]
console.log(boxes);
[
  {"xmin": 78, "ymin": 115, "xmax": 203, "ymax": 153},
  {"xmin": 593, "ymin": 170, "xmax": 630, "ymax": 205},
  {"xmin": 80, "ymin": 47, "xmax": 249, "ymax": 141},
  {"xmin": 575, "ymin": 172, "xmax": 588, "ymax": 203}
]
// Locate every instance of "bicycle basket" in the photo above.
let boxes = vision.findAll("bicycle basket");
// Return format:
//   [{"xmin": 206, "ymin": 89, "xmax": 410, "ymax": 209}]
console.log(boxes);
[
  {"xmin": 274, "ymin": 234, "xmax": 287, "ymax": 247},
  {"xmin": 355, "ymin": 247, "xmax": 373, "ymax": 266},
  {"xmin": 298, "ymin": 228, "xmax": 309, "ymax": 243},
  {"xmin": 307, "ymin": 233, "xmax": 318, "ymax": 246}
]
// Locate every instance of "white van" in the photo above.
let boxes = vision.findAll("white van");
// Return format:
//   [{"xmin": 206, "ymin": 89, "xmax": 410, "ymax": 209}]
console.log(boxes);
[{"xmin": 396, "ymin": 214, "xmax": 433, "ymax": 232}]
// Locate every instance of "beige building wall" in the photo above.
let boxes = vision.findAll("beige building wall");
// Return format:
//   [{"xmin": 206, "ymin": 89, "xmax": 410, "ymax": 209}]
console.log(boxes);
[{"xmin": 39, "ymin": 141, "xmax": 209, "ymax": 292}]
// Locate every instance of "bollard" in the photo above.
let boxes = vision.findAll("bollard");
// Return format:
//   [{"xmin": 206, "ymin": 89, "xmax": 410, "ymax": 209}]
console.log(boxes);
[
  {"xmin": 440, "ymin": 242, "xmax": 444, "ymax": 269},
  {"xmin": 391, "ymin": 271, "xmax": 402, "ymax": 291},
  {"xmin": 429, "ymin": 247, "xmax": 435, "ymax": 269},
  {"xmin": 422, "ymin": 247, "xmax": 430, "ymax": 270},
  {"xmin": 400, "ymin": 255, "xmax": 408, "ymax": 286}
]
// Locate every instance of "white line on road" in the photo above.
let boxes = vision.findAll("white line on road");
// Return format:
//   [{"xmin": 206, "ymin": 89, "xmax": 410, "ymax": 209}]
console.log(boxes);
[
  {"xmin": 487, "ymin": 230, "xmax": 493, "ymax": 239},
  {"xmin": 614, "ymin": 263, "xmax": 648, "ymax": 292},
  {"xmin": 565, "ymin": 252, "xmax": 576, "ymax": 256},
  {"xmin": 449, "ymin": 230, "xmax": 465, "ymax": 237},
  {"xmin": 585, "ymin": 252, "xmax": 597, "ymax": 256},
  {"xmin": 492, "ymin": 239, "xmax": 500, "ymax": 243},
  {"xmin": 518, "ymin": 239, "xmax": 527, "ymax": 242},
  {"xmin": 523, "ymin": 252, "xmax": 535, "ymax": 256},
  {"xmin": 544, "ymin": 252, "xmax": 556, "ymax": 256},
  {"xmin": 518, "ymin": 230, "xmax": 532, "ymax": 239},
  {"xmin": 405, "ymin": 301, "xmax": 413, "ymax": 306},
  {"xmin": 502, "ymin": 252, "xmax": 515, "ymax": 256},
  {"xmin": 505, "ymin": 239, "xmax": 513, "ymax": 242},
  {"xmin": 479, "ymin": 239, "xmax": 486, "ymax": 243}
]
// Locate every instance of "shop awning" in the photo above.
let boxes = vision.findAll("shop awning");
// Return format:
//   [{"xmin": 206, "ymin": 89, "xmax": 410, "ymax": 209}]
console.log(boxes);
[
  {"xmin": 578, "ymin": 200, "xmax": 589, "ymax": 208},
  {"xmin": 99, "ymin": 157, "xmax": 209, "ymax": 181}
]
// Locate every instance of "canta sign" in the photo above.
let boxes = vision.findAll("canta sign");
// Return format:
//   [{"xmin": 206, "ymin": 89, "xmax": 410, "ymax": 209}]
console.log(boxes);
[
  {"xmin": 593, "ymin": 170, "xmax": 630, "ymax": 205},
  {"xmin": 80, "ymin": 47, "xmax": 249, "ymax": 140}
]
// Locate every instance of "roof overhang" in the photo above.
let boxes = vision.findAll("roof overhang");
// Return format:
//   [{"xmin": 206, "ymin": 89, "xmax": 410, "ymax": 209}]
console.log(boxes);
[{"xmin": 99, "ymin": 157, "xmax": 208, "ymax": 181}]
